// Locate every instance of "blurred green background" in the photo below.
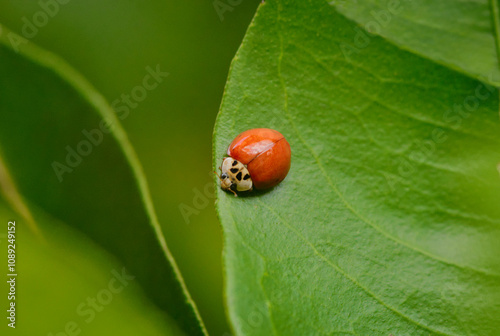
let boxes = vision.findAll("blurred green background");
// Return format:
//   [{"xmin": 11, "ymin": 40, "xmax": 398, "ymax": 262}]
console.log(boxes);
[{"xmin": 0, "ymin": 0, "xmax": 259, "ymax": 334}]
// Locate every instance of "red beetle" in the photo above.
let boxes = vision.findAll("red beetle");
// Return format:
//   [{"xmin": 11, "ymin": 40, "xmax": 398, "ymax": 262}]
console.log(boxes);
[{"xmin": 217, "ymin": 128, "xmax": 291, "ymax": 196}]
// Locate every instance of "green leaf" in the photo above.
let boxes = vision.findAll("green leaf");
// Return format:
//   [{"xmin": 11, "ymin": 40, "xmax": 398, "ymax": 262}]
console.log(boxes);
[
  {"xmin": 0, "ymin": 25, "xmax": 206, "ymax": 335},
  {"xmin": 330, "ymin": 0, "xmax": 500, "ymax": 87},
  {"xmin": 0, "ymin": 199, "xmax": 186, "ymax": 336},
  {"xmin": 214, "ymin": 0, "xmax": 500, "ymax": 335}
]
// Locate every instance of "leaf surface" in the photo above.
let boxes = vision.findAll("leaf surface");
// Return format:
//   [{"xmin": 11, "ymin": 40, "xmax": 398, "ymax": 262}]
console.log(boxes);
[
  {"xmin": 214, "ymin": 1, "xmax": 500, "ymax": 335},
  {"xmin": 330, "ymin": 0, "xmax": 500, "ymax": 86}
]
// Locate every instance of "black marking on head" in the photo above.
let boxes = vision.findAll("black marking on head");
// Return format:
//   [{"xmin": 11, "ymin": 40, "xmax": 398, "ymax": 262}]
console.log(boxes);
[
  {"xmin": 243, "ymin": 174, "xmax": 250, "ymax": 180},
  {"xmin": 221, "ymin": 173, "xmax": 228, "ymax": 179},
  {"xmin": 232, "ymin": 160, "xmax": 238, "ymax": 166},
  {"xmin": 236, "ymin": 172, "xmax": 242, "ymax": 181},
  {"xmin": 230, "ymin": 168, "xmax": 239, "ymax": 174}
]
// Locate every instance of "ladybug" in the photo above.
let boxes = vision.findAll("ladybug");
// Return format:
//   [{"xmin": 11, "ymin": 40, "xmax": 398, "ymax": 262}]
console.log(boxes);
[{"xmin": 217, "ymin": 128, "xmax": 291, "ymax": 196}]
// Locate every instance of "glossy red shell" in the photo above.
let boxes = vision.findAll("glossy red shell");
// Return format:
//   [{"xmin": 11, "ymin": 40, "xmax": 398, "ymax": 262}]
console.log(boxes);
[{"xmin": 227, "ymin": 128, "xmax": 291, "ymax": 190}]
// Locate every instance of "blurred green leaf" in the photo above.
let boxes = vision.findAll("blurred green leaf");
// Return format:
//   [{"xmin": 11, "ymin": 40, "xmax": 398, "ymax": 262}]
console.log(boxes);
[
  {"xmin": 0, "ymin": 25, "xmax": 206, "ymax": 335},
  {"xmin": 0, "ymin": 200, "xmax": 186, "ymax": 336},
  {"xmin": 0, "ymin": 2, "xmax": 259, "ymax": 333},
  {"xmin": 214, "ymin": 0, "xmax": 500, "ymax": 335},
  {"xmin": 331, "ymin": 0, "xmax": 500, "ymax": 86}
]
